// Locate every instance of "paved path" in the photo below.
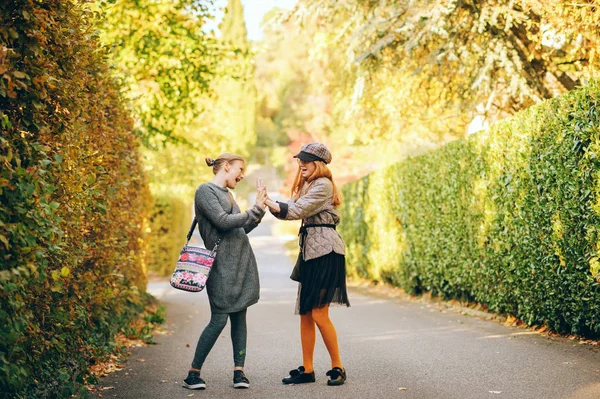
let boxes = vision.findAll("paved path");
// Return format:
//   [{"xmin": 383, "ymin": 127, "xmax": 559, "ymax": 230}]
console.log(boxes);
[{"xmin": 92, "ymin": 215, "xmax": 600, "ymax": 399}]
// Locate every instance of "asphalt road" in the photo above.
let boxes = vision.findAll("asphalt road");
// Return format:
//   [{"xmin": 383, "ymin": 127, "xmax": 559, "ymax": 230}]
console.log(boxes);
[{"xmin": 91, "ymin": 214, "xmax": 600, "ymax": 399}]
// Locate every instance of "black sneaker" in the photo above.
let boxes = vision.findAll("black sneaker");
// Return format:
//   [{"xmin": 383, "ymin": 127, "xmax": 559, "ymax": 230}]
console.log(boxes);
[
  {"xmin": 282, "ymin": 366, "xmax": 316, "ymax": 384},
  {"xmin": 326, "ymin": 367, "xmax": 346, "ymax": 386},
  {"xmin": 183, "ymin": 371, "xmax": 206, "ymax": 390},
  {"xmin": 233, "ymin": 370, "xmax": 250, "ymax": 389}
]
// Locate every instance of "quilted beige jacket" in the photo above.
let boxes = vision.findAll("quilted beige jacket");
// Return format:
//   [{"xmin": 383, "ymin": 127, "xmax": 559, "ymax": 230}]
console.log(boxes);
[{"xmin": 272, "ymin": 177, "xmax": 345, "ymax": 261}]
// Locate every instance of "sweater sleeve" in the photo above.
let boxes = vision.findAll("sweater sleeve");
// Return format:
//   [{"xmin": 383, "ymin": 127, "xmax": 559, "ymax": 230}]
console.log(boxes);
[
  {"xmin": 244, "ymin": 208, "xmax": 265, "ymax": 234},
  {"xmin": 275, "ymin": 178, "xmax": 333, "ymax": 221},
  {"xmin": 196, "ymin": 186, "xmax": 265, "ymax": 232}
]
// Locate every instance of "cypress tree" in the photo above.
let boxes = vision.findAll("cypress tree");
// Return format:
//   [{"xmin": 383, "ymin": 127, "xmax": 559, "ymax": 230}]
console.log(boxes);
[
  {"xmin": 220, "ymin": 0, "xmax": 248, "ymax": 49},
  {"xmin": 215, "ymin": 0, "xmax": 256, "ymax": 157}
]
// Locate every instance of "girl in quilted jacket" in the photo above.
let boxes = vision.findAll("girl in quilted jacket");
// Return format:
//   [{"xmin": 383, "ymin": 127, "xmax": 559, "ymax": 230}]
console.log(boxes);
[{"xmin": 264, "ymin": 142, "xmax": 350, "ymax": 386}]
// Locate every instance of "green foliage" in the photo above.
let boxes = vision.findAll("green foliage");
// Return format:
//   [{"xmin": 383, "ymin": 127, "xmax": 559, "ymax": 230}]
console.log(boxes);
[
  {"xmin": 204, "ymin": 0, "xmax": 256, "ymax": 158},
  {"xmin": 0, "ymin": 0, "xmax": 153, "ymax": 396},
  {"xmin": 147, "ymin": 191, "xmax": 191, "ymax": 276},
  {"xmin": 264, "ymin": 0, "xmax": 600, "ymax": 187},
  {"xmin": 97, "ymin": 0, "xmax": 223, "ymax": 145},
  {"xmin": 295, "ymin": 0, "xmax": 600, "ymax": 120},
  {"xmin": 97, "ymin": 0, "xmax": 257, "ymax": 271},
  {"xmin": 121, "ymin": 302, "xmax": 166, "ymax": 345},
  {"xmin": 220, "ymin": 0, "xmax": 248, "ymax": 49},
  {"xmin": 340, "ymin": 84, "xmax": 600, "ymax": 337},
  {"xmin": 256, "ymin": 9, "xmax": 336, "ymax": 144},
  {"xmin": 256, "ymin": 5, "xmax": 465, "ymax": 187}
]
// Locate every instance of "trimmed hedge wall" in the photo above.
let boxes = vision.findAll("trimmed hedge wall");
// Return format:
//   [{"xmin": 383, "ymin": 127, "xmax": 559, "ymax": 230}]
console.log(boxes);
[
  {"xmin": 340, "ymin": 84, "xmax": 600, "ymax": 337},
  {"xmin": 147, "ymin": 192, "xmax": 191, "ymax": 276},
  {"xmin": 1, "ymin": 1, "xmax": 152, "ymax": 397}
]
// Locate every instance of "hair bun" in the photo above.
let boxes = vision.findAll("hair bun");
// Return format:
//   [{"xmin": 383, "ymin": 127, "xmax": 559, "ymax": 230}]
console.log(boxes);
[{"xmin": 205, "ymin": 157, "xmax": 216, "ymax": 167}]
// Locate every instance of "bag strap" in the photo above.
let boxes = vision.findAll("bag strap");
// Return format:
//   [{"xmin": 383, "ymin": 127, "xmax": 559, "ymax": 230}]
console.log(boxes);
[
  {"xmin": 185, "ymin": 189, "xmax": 235, "ymax": 248},
  {"xmin": 186, "ymin": 219, "xmax": 198, "ymax": 243}
]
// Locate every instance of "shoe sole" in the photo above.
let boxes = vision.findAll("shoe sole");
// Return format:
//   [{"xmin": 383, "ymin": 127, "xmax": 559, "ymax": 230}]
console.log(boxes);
[
  {"xmin": 282, "ymin": 379, "xmax": 316, "ymax": 385},
  {"xmin": 183, "ymin": 382, "xmax": 206, "ymax": 390},
  {"xmin": 234, "ymin": 382, "xmax": 250, "ymax": 389},
  {"xmin": 327, "ymin": 380, "xmax": 345, "ymax": 386}
]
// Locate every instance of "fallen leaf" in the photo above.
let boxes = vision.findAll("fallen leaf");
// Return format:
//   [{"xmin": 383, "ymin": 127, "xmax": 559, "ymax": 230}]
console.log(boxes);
[
  {"xmin": 187, "ymin": 394, "xmax": 195, "ymax": 397},
  {"xmin": 186, "ymin": 344, "xmax": 190, "ymax": 347},
  {"xmin": 399, "ymin": 387, "xmax": 407, "ymax": 391},
  {"xmin": 98, "ymin": 395, "xmax": 103, "ymax": 398},
  {"xmin": 161, "ymin": 380, "xmax": 168, "ymax": 383},
  {"xmin": 102, "ymin": 386, "xmax": 115, "ymax": 390},
  {"xmin": 136, "ymin": 359, "xmax": 146, "ymax": 362},
  {"xmin": 489, "ymin": 391, "xmax": 502, "ymax": 394}
]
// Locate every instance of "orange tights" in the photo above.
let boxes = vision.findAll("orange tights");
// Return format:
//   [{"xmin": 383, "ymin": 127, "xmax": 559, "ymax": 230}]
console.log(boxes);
[{"xmin": 300, "ymin": 305, "xmax": 342, "ymax": 373}]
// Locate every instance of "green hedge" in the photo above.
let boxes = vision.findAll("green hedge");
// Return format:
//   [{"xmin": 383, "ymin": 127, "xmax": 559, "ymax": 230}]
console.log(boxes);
[
  {"xmin": 1, "ymin": 1, "xmax": 152, "ymax": 397},
  {"xmin": 340, "ymin": 84, "xmax": 600, "ymax": 337},
  {"xmin": 147, "ymin": 192, "xmax": 191, "ymax": 276}
]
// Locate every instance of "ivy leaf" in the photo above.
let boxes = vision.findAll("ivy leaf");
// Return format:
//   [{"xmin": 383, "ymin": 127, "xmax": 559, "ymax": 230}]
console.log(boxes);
[{"xmin": 0, "ymin": 234, "xmax": 9, "ymax": 249}]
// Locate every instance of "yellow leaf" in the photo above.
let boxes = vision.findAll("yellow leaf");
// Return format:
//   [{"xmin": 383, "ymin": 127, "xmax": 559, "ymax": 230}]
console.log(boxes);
[
  {"xmin": 51, "ymin": 270, "xmax": 60, "ymax": 281},
  {"xmin": 60, "ymin": 267, "xmax": 70, "ymax": 277}
]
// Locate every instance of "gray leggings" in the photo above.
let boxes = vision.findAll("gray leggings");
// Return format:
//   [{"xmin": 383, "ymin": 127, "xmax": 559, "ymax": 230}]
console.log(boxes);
[{"xmin": 191, "ymin": 309, "xmax": 247, "ymax": 369}]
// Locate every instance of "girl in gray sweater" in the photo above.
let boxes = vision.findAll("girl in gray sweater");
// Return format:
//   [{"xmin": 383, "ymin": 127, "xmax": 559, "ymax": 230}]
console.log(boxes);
[{"xmin": 183, "ymin": 153, "xmax": 266, "ymax": 390}]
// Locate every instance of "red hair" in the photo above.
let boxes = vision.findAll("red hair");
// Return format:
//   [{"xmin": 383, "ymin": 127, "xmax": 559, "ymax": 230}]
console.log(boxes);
[{"xmin": 291, "ymin": 161, "xmax": 342, "ymax": 207}]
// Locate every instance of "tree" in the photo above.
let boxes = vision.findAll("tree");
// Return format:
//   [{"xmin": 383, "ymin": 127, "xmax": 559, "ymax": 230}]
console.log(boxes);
[
  {"xmin": 256, "ymin": 5, "xmax": 463, "ymax": 185},
  {"xmin": 205, "ymin": 0, "xmax": 256, "ymax": 158},
  {"xmin": 220, "ymin": 0, "xmax": 248, "ymax": 48},
  {"xmin": 292, "ymin": 0, "xmax": 600, "ymax": 122},
  {"xmin": 97, "ymin": 0, "xmax": 224, "ymax": 145}
]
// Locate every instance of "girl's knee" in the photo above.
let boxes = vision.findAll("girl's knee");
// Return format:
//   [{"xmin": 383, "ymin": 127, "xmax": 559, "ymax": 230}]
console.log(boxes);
[
  {"xmin": 209, "ymin": 314, "xmax": 228, "ymax": 329},
  {"xmin": 311, "ymin": 307, "xmax": 330, "ymax": 325},
  {"xmin": 300, "ymin": 312, "xmax": 313, "ymax": 321}
]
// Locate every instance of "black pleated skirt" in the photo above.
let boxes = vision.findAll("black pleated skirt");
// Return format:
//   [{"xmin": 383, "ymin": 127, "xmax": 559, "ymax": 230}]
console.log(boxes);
[{"xmin": 291, "ymin": 251, "xmax": 350, "ymax": 315}]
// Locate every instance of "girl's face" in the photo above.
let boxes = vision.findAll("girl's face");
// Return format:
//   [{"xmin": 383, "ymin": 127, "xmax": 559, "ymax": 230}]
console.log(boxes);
[
  {"xmin": 224, "ymin": 160, "xmax": 245, "ymax": 189},
  {"xmin": 298, "ymin": 159, "xmax": 316, "ymax": 179}
]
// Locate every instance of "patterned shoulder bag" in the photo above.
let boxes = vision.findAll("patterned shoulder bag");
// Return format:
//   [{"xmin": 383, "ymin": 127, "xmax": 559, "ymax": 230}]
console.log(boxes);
[{"xmin": 170, "ymin": 191, "xmax": 233, "ymax": 292}]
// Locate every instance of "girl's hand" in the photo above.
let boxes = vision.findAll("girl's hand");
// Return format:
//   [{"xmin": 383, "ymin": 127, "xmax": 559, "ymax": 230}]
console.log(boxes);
[
  {"xmin": 264, "ymin": 197, "xmax": 280, "ymax": 213},
  {"xmin": 255, "ymin": 187, "xmax": 267, "ymax": 208}
]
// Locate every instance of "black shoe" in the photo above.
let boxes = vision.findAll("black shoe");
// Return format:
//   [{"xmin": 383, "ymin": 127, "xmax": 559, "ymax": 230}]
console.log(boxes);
[
  {"xmin": 326, "ymin": 367, "xmax": 346, "ymax": 386},
  {"xmin": 282, "ymin": 366, "xmax": 316, "ymax": 384},
  {"xmin": 233, "ymin": 370, "xmax": 250, "ymax": 389},
  {"xmin": 183, "ymin": 371, "xmax": 206, "ymax": 390}
]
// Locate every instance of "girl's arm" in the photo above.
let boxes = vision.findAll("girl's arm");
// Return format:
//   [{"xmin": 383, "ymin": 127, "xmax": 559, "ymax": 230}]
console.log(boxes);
[
  {"xmin": 196, "ymin": 186, "xmax": 265, "ymax": 232},
  {"xmin": 268, "ymin": 178, "xmax": 332, "ymax": 221}
]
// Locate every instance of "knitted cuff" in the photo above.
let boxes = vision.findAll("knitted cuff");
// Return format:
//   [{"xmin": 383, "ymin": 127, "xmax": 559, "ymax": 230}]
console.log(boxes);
[{"xmin": 277, "ymin": 201, "xmax": 289, "ymax": 219}]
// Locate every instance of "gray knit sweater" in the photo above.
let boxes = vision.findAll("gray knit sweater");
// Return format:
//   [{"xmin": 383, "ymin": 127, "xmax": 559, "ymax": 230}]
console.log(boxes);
[{"xmin": 194, "ymin": 182, "xmax": 265, "ymax": 314}]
